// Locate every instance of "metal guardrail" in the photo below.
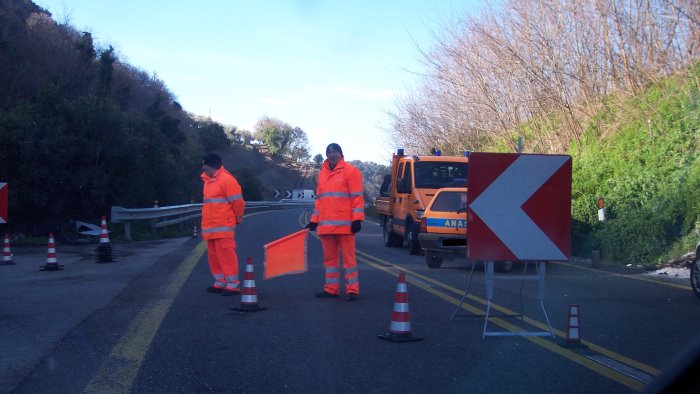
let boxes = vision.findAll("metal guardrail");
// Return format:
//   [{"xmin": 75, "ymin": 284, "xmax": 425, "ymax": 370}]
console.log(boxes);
[{"xmin": 111, "ymin": 200, "xmax": 315, "ymax": 240}]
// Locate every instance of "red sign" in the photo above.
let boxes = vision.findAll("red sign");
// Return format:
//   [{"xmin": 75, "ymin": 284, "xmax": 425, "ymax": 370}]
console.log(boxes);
[
  {"xmin": 467, "ymin": 153, "xmax": 571, "ymax": 261},
  {"xmin": 0, "ymin": 182, "xmax": 7, "ymax": 224}
]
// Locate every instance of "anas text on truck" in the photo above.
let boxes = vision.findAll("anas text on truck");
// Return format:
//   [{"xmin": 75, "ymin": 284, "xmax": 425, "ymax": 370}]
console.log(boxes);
[{"xmin": 375, "ymin": 148, "xmax": 469, "ymax": 255}]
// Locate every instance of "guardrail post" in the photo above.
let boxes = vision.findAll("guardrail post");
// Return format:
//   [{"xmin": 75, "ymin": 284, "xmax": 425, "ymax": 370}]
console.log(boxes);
[
  {"xmin": 190, "ymin": 197, "xmax": 196, "ymax": 231},
  {"xmin": 151, "ymin": 201, "xmax": 159, "ymax": 231},
  {"xmin": 125, "ymin": 222, "xmax": 132, "ymax": 241}
]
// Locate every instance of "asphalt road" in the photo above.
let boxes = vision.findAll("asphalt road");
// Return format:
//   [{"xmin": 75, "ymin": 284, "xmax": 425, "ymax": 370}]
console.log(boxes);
[
  {"xmin": 0, "ymin": 235, "xmax": 194, "ymax": 393},
  {"xmin": 2, "ymin": 208, "xmax": 699, "ymax": 393}
]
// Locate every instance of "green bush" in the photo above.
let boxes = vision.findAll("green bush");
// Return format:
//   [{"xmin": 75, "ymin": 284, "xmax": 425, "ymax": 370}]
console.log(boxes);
[{"xmin": 570, "ymin": 65, "xmax": 699, "ymax": 266}]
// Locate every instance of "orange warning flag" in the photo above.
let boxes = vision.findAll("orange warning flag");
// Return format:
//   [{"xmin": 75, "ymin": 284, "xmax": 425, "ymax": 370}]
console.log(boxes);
[{"xmin": 263, "ymin": 229, "xmax": 309, "ymax": 279}]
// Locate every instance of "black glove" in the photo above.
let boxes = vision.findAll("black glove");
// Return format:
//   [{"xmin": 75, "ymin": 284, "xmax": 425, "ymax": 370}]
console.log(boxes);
[
  {"xmin": 305, "ymin": 222, "xmax": 318, "ymax": 231},
  {"xmin": 351, "ymin": 220, "xmax": 362, "ymax": 233}
]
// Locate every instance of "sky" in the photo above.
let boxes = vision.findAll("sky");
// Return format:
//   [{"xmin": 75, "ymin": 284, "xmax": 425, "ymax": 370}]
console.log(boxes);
[{"xmin": 33, "ymin": 0, "xmax": 486, "ymax": 165}]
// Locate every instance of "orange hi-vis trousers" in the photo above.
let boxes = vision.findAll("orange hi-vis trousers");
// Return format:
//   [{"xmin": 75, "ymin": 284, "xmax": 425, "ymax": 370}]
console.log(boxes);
[
  {"xmin": 206, "ymin": 238, "xmax": 240, "ymax": 291},
  {"xmin": 320, "ymin": 234, "xmax": 359, "ymax": 296}
]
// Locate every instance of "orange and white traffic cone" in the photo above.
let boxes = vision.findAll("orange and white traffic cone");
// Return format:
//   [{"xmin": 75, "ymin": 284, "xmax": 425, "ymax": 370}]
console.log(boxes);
[
  {"xmin": 40, "ymin": 233, "xmax": 64, "ymax": 271},
  {"xmin": 231, "ymin": 257, "xmax": 266, "ymax": 312},
  {"xmin": 99, "ymin": 216, "xmax": 111, "ymax": 244},
  {"xmin": 1, "ymin": 233, "xmax": 15, "ymax": 265},
  {"xmin": 378, "ymin": 273, "xmax": 423, "ymax": 342},
  {"xmin": 564, "ymin": 304, "xmax": 585, "ymax": 347},
  {"xmin": 96, "ymin": 216, "xmax": 115, "ymax": 263}
]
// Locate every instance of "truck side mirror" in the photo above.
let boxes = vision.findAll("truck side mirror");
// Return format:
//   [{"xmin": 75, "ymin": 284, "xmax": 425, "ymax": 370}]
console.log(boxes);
[
  {"xmin": 404, "ymin": 167, "xmax": 413, "ymax": 193},
  {"xmin": 380, "ymin": 175, "xmax": 391, "ymax": 196},
  {"xmin": 396, "ymin": 178, "xmax": 406, "ymax": 194}
]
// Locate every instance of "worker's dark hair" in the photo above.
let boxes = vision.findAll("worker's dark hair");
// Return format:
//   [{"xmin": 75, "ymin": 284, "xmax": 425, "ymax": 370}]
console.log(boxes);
[
  {"xmin": 326, "ymin": 143, "xmax": 343, "ymax": 156},
  {"xmin": 202, "ymin": 153, "xmax": 222, "ymax": 169}
]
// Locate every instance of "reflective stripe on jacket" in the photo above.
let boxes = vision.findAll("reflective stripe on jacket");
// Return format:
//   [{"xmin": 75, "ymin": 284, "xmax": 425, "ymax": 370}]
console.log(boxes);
[
  {"xmin": 201, "ymin": 166, "xmax": 245, "ymax": 240},
  {"xmin": 310, "ymin": 158, "xmax": 365, "ymax": 235}
]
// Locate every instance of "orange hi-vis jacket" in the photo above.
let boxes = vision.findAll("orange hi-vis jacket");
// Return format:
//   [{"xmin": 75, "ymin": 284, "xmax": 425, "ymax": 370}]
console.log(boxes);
[
  {"xmin": 311, "ymin": 158, "xmax": 365, "ymax": 234},
  {"xmin": 201, "ymin": 166, "xmax": 245, "ymax": 240}
]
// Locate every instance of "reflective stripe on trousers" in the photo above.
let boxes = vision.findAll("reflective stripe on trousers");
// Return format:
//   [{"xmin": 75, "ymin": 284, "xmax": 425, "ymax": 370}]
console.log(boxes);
[
  {"xmin": 320, "ymin": 234, "xmax": 359, "ymax": 295},
  {"xmin": 212, "ymin": 273, "xmax": 226, "ymax": 289},
  {"xmin": 207, "ymin": 238, "xmax": 240, "ymax": 290}
]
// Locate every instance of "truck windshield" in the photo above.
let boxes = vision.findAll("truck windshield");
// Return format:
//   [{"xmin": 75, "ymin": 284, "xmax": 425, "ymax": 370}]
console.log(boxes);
[
  {"xmin": 414, "ymin": 162, "xmax": 468, "ymax": 189},
  {"xmin": 430, "ymin": 191, "xmax": 468, "ymax": 212}
]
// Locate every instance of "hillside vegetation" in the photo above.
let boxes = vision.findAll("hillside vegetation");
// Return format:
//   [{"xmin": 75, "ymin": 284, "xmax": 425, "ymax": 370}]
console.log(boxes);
[
  {"xmin": 485, "ymin": 65, "xmax": 699, "ymax": 266},
  {"xmin": 570, "ymin": 65, "xmax": 699, "ymax": 266}
]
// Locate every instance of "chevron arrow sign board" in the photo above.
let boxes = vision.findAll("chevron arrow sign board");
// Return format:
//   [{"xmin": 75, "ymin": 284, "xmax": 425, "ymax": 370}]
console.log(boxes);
[{"xmin": 467, "ymin": 153, "xmax": 572, "ymax": 261}]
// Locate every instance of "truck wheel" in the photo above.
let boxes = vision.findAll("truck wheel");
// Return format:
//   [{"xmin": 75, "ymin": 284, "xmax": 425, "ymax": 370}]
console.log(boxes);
[
  {"xmin": 426, "ymin": 253, "xmax": 443, "ymax": 268},
  {"xmin": 691, "ymin": 254, "xmax": 700, "ymax": 299},
  {"xmin": 495, "ymin": 260, "xmax": 515, "ymax": 273},
  {"xmin": 383, "ymin": 217, "xmax": 401, "ymax": 247},
  {"xmin": 406, "ymin": 224, "xmax": 421, "ymax": 255}
]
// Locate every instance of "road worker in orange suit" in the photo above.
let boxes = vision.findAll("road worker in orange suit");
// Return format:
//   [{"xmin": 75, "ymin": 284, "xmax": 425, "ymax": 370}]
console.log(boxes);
[
  {"xmin": 305, "ymin": 143, "xmax": 365, "ymax": 301},
  {"xmin": 201, "ymin": 153, "xmax": 245, "ymax": 296}
]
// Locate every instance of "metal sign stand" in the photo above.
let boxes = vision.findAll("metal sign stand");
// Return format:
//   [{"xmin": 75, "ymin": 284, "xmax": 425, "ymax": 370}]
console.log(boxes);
[{"xmin": 451, "ymin": 260, "xmax": 555, "ymax": 339}]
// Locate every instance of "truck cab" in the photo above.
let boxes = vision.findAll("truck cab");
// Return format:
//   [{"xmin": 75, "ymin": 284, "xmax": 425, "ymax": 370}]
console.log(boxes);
[
  {"xmin": 376, "ymin": 149, "xmax": 469, "ymax": 255},
  {"xmin": 418, "ymin": 187, "xmax": 468, "ymax": 267}
]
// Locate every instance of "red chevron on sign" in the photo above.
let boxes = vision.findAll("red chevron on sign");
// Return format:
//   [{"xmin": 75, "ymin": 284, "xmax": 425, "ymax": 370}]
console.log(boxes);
[
  {"xmin": 0, "ymin": 182, "xmax": 7, "ymax": 224},
  {"xmin": 467, "ymin": 153, "xmax": 572, "ymax": 261}
]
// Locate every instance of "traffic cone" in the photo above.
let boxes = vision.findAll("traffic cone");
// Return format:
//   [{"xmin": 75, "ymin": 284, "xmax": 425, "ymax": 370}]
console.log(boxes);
[
  {"xmin": 96, "ymin": 216, "xmax": 115, "ymax": 263},
  {"xmin": 40, "ymin": 233, "xmax": 64, "ymax": 271},
  {"xmin": 563, "ymin": 304, "xmax": 585, "ymax": 347},
  {"xmin": 1, "ymin": 233, "xmax": 15, "ymax": 265},
  {"xmin": 231, "ymin": 257, "xmax": 266, "ymax": 312},
  {"xmin": 192, "ymin": 225, "xmax": 198, "ymax": 238},
  {"xmin": 378, "ymin": 273, "xmax": 423, "ymax": 342},
  {"xmin": 98, "ymin": 216, "xmax": 111, "ymax": 244}
]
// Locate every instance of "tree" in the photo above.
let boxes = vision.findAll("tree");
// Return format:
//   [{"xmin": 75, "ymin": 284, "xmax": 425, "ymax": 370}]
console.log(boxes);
[
  {"xmin": 197, "ymin": 120, "xmax": 230, "ymax": 152},
  {"xmin": 98, "ymin": 46, "xmax": 115, "ymax": 96},
  {"xmin": 77, "ymin": 32, "xmax": 95, "ymax": 63},
  {"xmin": 287, "ymin": 127, "xmax": 310, "ymax": 162},
  {"xmin": 238, "ymin": 129, "xmax": 254, "ymax": 145},
  {"xmin": 313, "ymin": 153, "xmax": 324, "ymax": 167},
  {"xmin": 253, "ymin": 116, "xmax": 286, "ymax": 157},
  {"xmin": 227, "ymin": 126, "xmax": 256, "ymax": 148},
  {"xmin": 253, "ymin": 116, "xmax": 310, "ymax": 161}
]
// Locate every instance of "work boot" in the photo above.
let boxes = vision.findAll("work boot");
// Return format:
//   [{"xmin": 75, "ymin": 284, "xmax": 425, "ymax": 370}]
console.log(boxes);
[
  {"xmin": 207, "ymin": 286, "xmax": 223, "ymax": 293},
  {"xmin": 221, "ymin": 289, "xmax": 241, "ymax": 296},
  {"xmin": 315, "ymin": 291, "xmax": 339, "ymax": 298},
  {"xmin": 345, "ymin": 293, "xmax": 359, "ymax": 301}
]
